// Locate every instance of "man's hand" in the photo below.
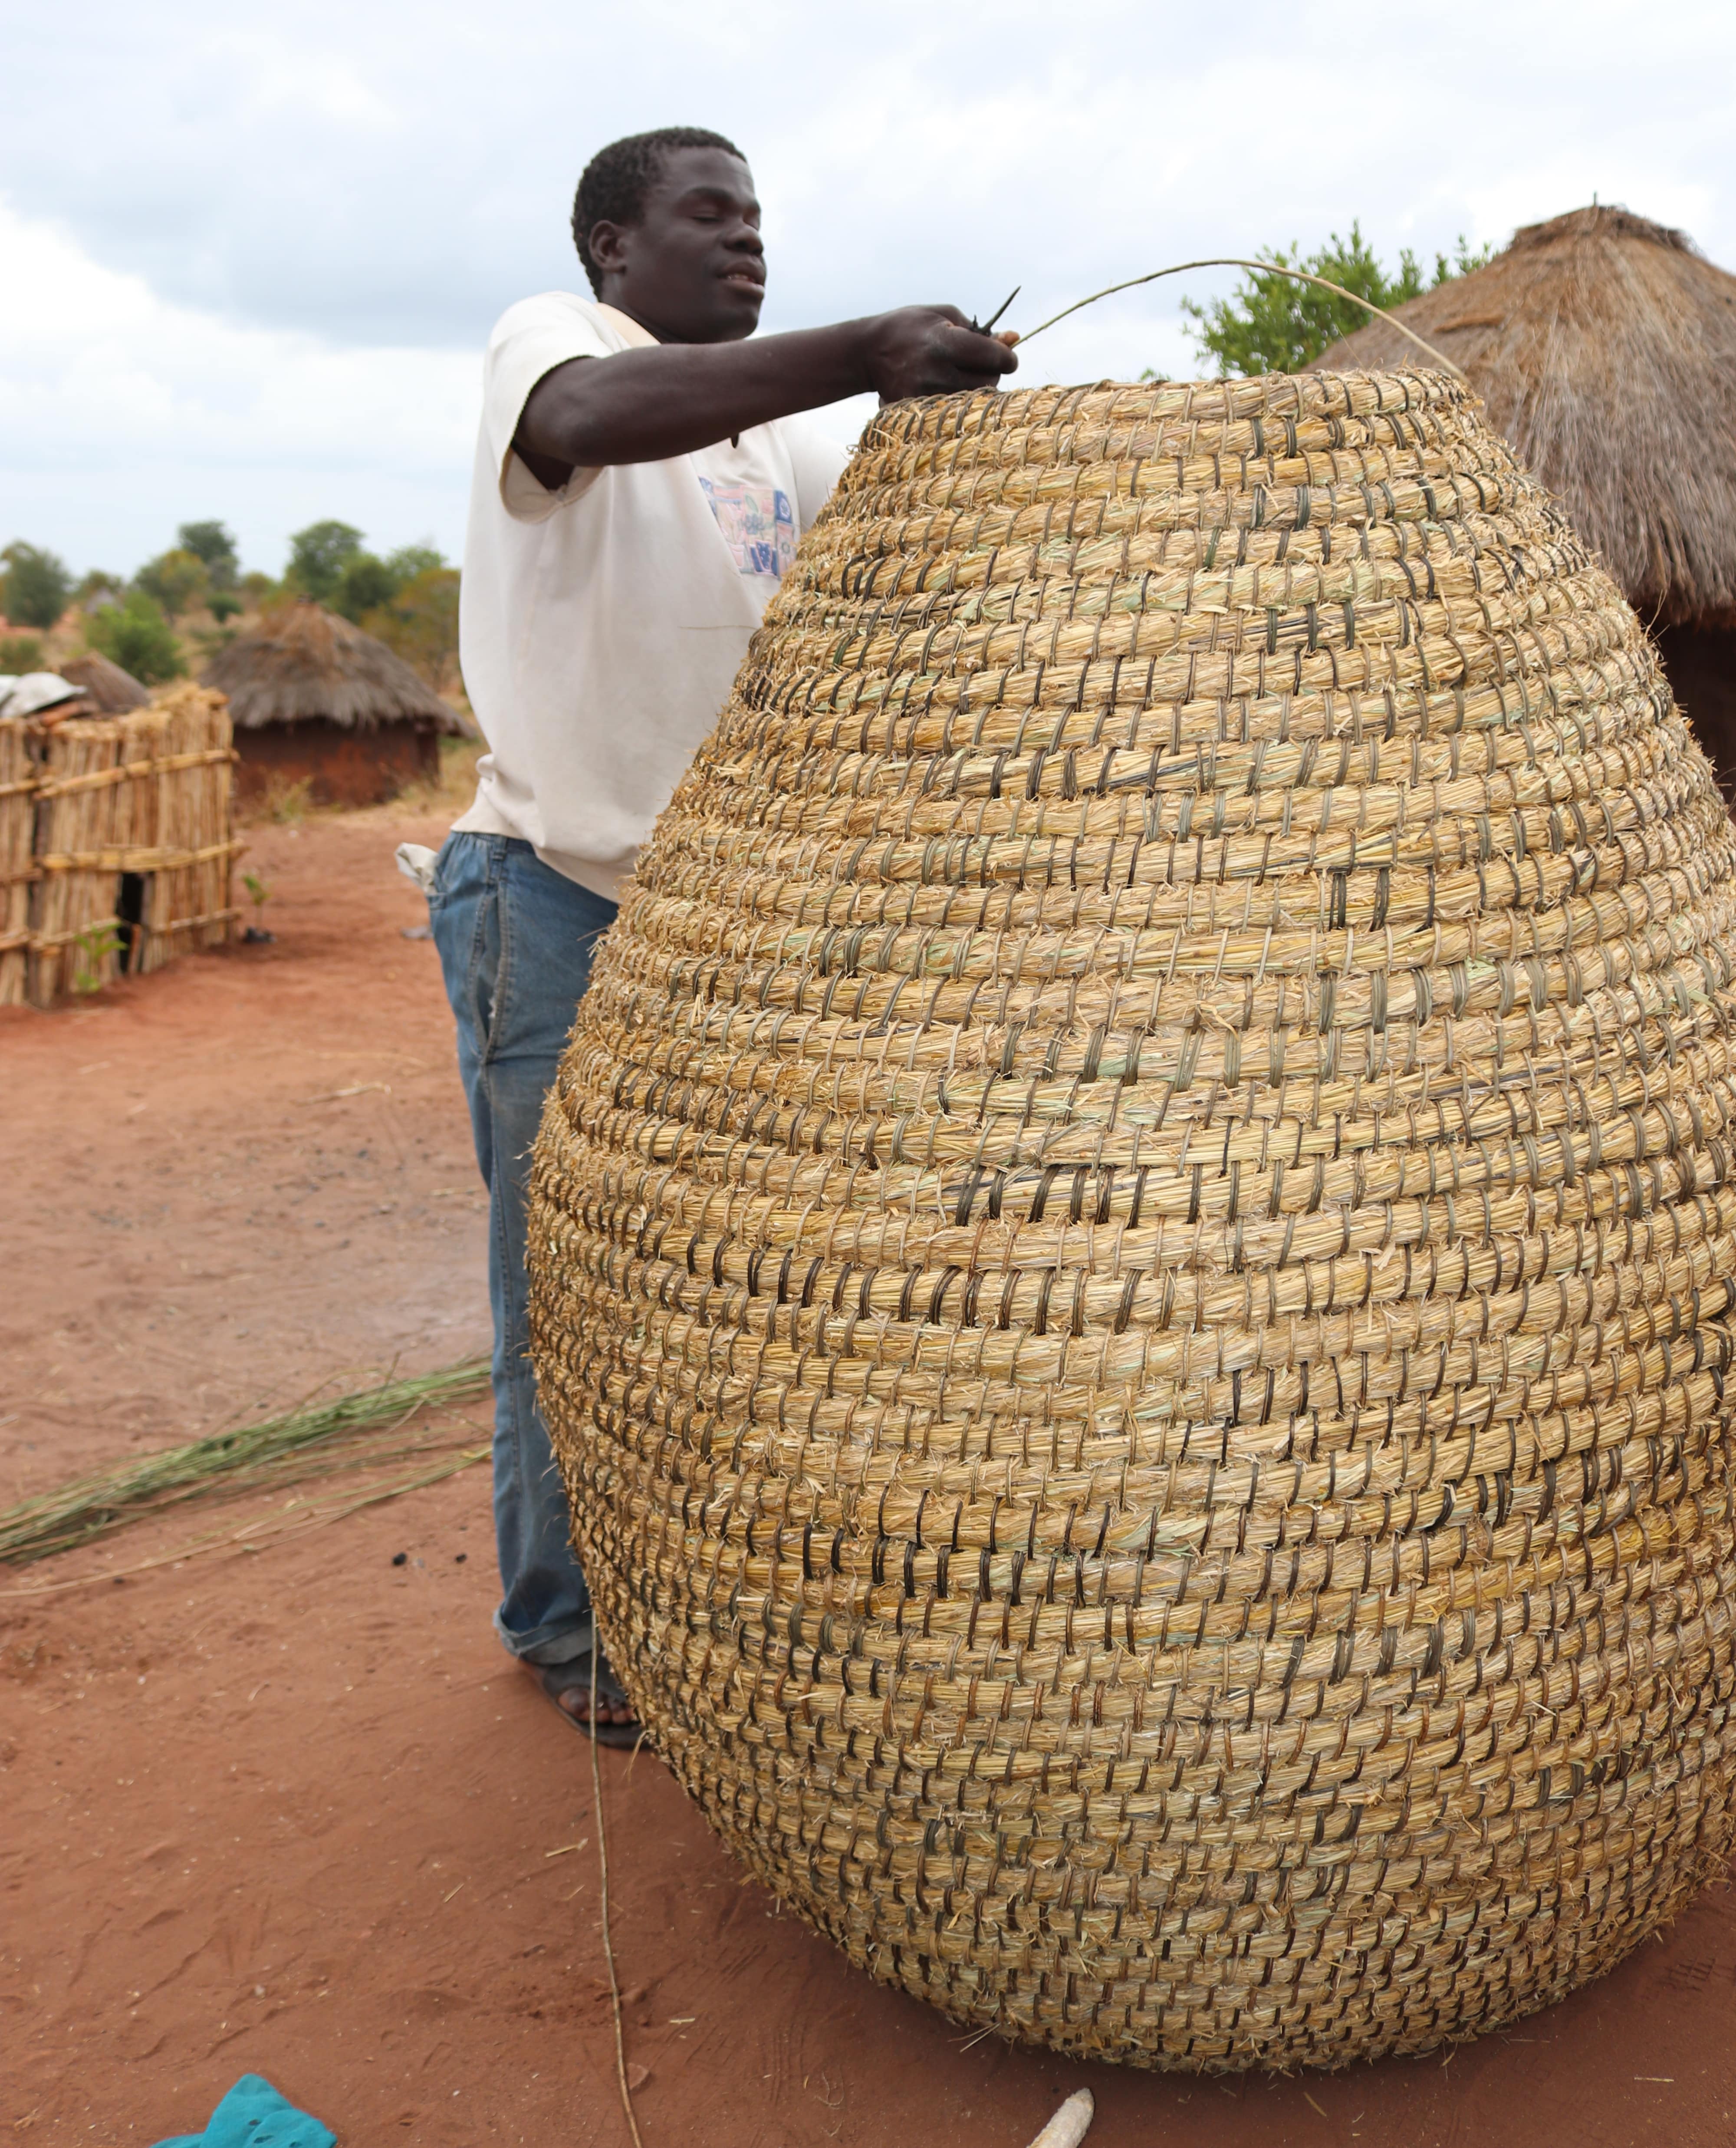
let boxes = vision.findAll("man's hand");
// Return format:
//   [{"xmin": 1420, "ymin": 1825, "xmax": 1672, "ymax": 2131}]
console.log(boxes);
[
  {"xmin": 860, "ymin": 306, "xmax": 1020, "ymax": 403},
  {"xmin": 514, "ymin": 305, "xmax": 1021, "ymax": 485}
]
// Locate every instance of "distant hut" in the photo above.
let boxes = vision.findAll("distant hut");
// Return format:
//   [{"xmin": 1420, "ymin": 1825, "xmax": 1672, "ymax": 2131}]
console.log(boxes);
[
  {"xmin": 1318, "ymin": 206, "xmax": 1736, "ymax": 787},
  {"xmin": 58, "ymin": 652, "xmax": 149, "ymax": 713},
  {"xmin": 202, "ymin": 600, "xmax": 469, "ymax": 808}
]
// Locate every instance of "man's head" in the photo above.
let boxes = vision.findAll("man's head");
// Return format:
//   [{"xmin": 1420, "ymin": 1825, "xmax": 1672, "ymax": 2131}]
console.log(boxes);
[{"xmin": 572, "ymin": 128, "xmax": 764, "ymax": 345}]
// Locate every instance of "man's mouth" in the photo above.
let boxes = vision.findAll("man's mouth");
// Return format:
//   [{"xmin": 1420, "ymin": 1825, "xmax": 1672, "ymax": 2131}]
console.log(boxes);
[{"xmin": 721, "ymin": 266, "xmax": 766, "ymax": 293}]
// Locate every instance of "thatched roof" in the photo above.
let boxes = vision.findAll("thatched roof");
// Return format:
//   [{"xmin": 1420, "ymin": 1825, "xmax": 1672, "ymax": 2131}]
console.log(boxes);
[
  {"xmin": 1316, "ymin": 206, "xmax": 1736, "ymax": 627},
  {"xmin": 59, "ymin": 651, "xmax": 148, "ymax": 712},
  {"xmin": 201, "ymin": 600, "xmax": 469, "ymax": 733}
]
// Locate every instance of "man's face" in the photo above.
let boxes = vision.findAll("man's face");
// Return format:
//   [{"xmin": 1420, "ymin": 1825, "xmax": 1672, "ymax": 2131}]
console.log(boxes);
[{"xmin": 588, "ymin": 148, "xmax": 766, "ymax": 345}]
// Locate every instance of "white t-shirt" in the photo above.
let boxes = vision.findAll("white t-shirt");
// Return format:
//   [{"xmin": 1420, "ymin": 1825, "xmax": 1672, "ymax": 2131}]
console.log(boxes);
[{"xmin": 454, "ymin": 294, "xmax": 848, "ymax": 900}]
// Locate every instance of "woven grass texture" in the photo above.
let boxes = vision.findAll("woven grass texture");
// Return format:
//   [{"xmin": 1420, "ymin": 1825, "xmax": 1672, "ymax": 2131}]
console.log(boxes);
[
  {"xmin": 27, "ymin": 685, "xmax": 240, "ymax": 1004},
  {"xmin": 528, "ymin": 369, "xmax": 1736, "ymax": 2070}
]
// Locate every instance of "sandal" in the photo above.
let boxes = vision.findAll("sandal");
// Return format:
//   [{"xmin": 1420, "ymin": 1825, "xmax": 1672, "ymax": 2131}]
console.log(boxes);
[{"xmin": 524, "ymin": 1647, "xmax": 642, "ymax": 1747}]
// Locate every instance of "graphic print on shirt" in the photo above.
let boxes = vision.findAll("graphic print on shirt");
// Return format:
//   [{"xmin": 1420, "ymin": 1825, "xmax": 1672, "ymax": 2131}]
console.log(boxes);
[{"xmin": 697, "ymin": 479, "xmax": 796, "ymax": 580}]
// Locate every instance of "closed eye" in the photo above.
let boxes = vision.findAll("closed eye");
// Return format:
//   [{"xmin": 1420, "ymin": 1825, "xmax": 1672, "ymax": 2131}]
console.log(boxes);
[{"xmin": 674, "ymin": 186, "xmax": 761, "ymax": 228}]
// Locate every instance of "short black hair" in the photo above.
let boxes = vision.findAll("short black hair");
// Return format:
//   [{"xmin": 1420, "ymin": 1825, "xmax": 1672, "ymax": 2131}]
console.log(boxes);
[{"xmin": 571, "ymin": 127, "xmax": 746, "ymax": 297}]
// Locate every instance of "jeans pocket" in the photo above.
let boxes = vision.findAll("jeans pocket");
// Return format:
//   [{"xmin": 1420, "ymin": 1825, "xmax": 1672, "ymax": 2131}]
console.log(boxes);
[{"xmin": 427, "ymin": 833, "xmax": 461, "ymax": 912}]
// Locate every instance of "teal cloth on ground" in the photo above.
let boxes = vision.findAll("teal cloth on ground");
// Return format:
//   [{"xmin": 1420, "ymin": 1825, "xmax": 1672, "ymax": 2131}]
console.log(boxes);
[{"xmin": 151, "ymin": 2073, "xmax": 335, "ymax": 2148}]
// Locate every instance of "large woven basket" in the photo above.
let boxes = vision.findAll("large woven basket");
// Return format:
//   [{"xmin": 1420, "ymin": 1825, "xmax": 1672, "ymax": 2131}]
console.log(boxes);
[{"xmin": 528, "ymin": 369, "xmax": 1736, "ymax": 2069}]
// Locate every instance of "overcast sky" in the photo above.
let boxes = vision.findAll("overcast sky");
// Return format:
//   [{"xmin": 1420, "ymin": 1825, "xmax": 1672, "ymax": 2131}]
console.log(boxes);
[{"xmin": 4, "ymin": 0, "xmax": 1731, "ymax": 580}]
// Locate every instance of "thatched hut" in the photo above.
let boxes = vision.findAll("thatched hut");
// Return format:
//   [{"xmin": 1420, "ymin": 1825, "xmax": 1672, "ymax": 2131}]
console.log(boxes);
[
  {"xmin": 201, "ymin": 600, "xmax": 468, "ymax": 808},
  {"xmin": 57, "ymin": 652, "xmax": 149, "ymax": 713},
  {"xmin": 1318, "ymin": 206, "xmax": 1736, "ymax": 785}
]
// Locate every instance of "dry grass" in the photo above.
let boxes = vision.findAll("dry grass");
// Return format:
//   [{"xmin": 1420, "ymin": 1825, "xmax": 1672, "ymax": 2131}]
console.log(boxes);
[
  {"xmin": 0, "ymin": 1359, "xmax": 490, "ymax": 1569},
  {"xmin": 1319, "ymin": 206, "xmax": 1736, "ymax": 626},
  {"xmin": 205, "ymin": 601, "xmax": 464, "ymax": 732}
]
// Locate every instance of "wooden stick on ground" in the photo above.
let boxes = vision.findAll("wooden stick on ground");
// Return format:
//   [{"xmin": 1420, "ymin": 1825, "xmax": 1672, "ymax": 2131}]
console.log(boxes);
[
  {"xmin": 1024, "ymin": 2089, "xmax": 1094, "ymax": 2148},
  {"xmin": 592, "ymin": 1647, "xmax": 646, "ymax": 2148}
]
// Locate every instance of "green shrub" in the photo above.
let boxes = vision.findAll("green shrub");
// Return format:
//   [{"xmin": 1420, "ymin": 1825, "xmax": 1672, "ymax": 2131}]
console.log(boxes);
[
  {"xmin": 134, "ymin": 547, "xmax": 211, "ymax": 623},
  {"xmin": 1, "ymin": 541, "xmax": 73, "ymax": 630},
  {"xmin": 87, "ymin": 591, "xmax": 186, "ymax": 685},
  {"xmin": 362, "ymin": 567, "xmax": 460, "ymax": 695},
  {"xmin": 0, "ymin": 633, "xmax": 46, "ymax": 673}
]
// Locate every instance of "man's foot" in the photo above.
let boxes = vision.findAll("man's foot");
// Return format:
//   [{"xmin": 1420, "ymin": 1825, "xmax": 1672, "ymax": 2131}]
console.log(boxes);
[{"xmin": 524, "ymin": 1649, "xmax": 642, "ymax": 1746}]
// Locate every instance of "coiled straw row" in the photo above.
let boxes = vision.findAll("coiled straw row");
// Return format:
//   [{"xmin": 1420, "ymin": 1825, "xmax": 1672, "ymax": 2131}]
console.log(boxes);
[{"xmin": 529, "ymin": 369, "xmax": 1736, "ymax": 2069}]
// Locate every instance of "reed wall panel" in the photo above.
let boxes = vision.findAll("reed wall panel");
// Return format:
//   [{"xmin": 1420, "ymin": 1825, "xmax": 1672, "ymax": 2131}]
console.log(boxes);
[
  {"xmin": 0, "ymin": 715, "xmax": 34, "ymax": 1006},
  {"xmin": 24, "ymin": 684, "xmax": 240, "ymax": 1005}
]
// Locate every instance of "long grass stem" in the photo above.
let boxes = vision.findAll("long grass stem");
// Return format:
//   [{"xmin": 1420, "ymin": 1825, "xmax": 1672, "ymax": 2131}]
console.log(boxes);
[{"xmin": 0, "ymin": 1358, "xmax": 491, "ymax": 1567}]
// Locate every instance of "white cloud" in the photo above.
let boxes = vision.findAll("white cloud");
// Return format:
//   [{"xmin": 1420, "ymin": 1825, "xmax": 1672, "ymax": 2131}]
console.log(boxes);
[
  {"xmin": 0, "ymin": 200, "xmax": 476, "ymax": 573},
  {"xmin": 203, "ymin": 30, "xmax": 402, "ymax": 129}
]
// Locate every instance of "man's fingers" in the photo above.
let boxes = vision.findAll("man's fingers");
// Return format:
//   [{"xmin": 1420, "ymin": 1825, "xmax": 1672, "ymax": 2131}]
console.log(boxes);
[
  {"xmin": 938, "ymin": 320, "xmax": 1020, "ymax": 364},
  {"xmin": 869, "ymin": 306, "xmax": 1022, "ymax": 403}
]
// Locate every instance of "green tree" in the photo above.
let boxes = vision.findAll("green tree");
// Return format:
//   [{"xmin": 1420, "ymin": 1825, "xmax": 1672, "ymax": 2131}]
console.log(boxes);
[
  {"xmin": 385, "ymin": 541, "xmax": 446, "ymax": 583},
  {"xmin": 332, "ymin": 552, "xmax": 400, "ymax": 623},
  {"xmin": 329, "ymin": 540, "xmax": 449, "ymax": 625},
  {"xmin": 2, "ymin": 541, "xmax": 74, "ymax": 630},
  {"xmin": 177, "ymin": 520, "xmax": 240, "ymax": 592},
  {"xmin": 363, "ymin": 567, "xmax": 461, "ymax": 695},
  {"xmin": 87, "ymin": 590, "xmax": 186, "ymax": 685},
  {"xmin": 239, "ymin": 570, "xmax": 280, "ymax": 610},
  {"xmin": 284, "ymin": 520, "xmax": 365, "ymax": 605},
  {"xmin": 75, "ymin": 569, "xmax": 125, "ymax": 609},
  {"xmin": 1182, "ymin": 227, "xmax": 1494, "ymax": 376},
  {"xmin": 134, "ymin": 547, "xmax": 211, "ymax": 622}
]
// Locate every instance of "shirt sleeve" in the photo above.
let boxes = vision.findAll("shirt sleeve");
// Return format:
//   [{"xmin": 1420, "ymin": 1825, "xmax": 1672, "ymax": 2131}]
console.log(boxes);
[
  {"xmin": 480, "ymin": 295, "xmax": 617, "ymax": 523},
  {"xmin": 779, "ymin": 416, "xmax": 853, "ymax": 533}
]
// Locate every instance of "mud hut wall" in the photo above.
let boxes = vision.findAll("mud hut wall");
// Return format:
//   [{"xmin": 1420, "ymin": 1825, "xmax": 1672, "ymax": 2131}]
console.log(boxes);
[
  {"xmin": 0, "ymin": 716, "xmax": 34, "ymax": 1005},
  {"xmin": 232, "ymin": 715, "xmax": 439, "ymax": 810}
]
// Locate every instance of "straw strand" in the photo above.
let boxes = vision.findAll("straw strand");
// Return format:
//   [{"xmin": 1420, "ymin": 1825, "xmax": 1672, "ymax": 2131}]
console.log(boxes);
[
  {"xmin": 591, "ymin": 1649, "xmax": 647, "ymax": 2148},
  {"xmin": 1017, "ymin": 257, "xmax": 1468, "ymax": 377},
  {"xmin": 0, "ymin": 1359, "xmax": 491, "ymax": 1567}
]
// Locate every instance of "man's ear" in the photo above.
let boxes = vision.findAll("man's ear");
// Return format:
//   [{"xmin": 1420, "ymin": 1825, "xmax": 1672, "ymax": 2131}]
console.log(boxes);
[{"xmin": 586, "ymin": 220, "xmax": 628, "ymax": 276}]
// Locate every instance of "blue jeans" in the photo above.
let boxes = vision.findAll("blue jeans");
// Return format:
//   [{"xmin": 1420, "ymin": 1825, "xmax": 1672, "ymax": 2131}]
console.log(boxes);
[{"xmin": 428, "ymin": 831, "xmax": 618, "ymax": 1665}]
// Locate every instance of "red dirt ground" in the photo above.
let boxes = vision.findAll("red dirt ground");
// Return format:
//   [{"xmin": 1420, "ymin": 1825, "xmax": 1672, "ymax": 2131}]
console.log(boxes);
[{"xmin": 3, "ymin": 812, "xmax": 1735, "ymax": 2147}]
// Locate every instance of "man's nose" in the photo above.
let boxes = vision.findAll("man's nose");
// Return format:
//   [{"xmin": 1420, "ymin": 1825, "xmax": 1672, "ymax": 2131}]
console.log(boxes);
[{"xmin": 727, "ymin": 224, "xmax": 763, "ymax": 255}]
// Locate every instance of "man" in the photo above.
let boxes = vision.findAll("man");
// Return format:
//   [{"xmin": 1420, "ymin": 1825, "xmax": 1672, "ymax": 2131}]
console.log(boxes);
[{"xmin": 428, "ymin": 125, "xmax": 1017, "ymax": 1740}]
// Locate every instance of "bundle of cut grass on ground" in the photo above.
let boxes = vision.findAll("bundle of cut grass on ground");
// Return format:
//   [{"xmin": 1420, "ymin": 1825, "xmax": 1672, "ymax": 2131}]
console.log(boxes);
[{"xmin": 0, "ymin": 1358, "xmax": 489, "ymax": 1568}]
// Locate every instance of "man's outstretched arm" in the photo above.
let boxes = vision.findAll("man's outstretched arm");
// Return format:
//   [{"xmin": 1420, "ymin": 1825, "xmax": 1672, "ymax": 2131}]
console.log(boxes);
[{"xmin": 513, "ymin": 307, "xmax": 1017, "ymax": 486}]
